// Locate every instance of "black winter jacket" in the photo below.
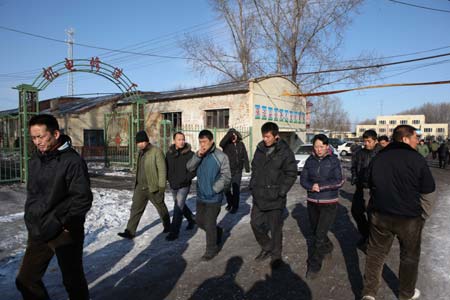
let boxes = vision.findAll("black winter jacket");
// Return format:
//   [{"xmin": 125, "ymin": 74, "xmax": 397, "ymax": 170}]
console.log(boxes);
[
  {"xmin": 25, "ymin": 141, "xmax": 93, "ymax": 242},
  {"xmin": 220, "ymin": 129, "xmax": 250, "ymax": 175},
  {"xmin": 351, "ymin": 143, "xmax": 383, "ymax": 188},
  {"xmin": 300, "ymin": 153, "xmax": 344, "ymax": 203},
  {"xmin": 250, "ymin": 139, "xmax": 297, "ymax": 211},
  {"xmin": 370, "ymin": 142, "xmax": 435, "ymax": 217},
  {"xmin": 166, "ymin": 143, "xmax": 195, "ymax": 189},
  {"xmin": 438, "ymin": 143, "xmax": 449, "ymax": 158}
]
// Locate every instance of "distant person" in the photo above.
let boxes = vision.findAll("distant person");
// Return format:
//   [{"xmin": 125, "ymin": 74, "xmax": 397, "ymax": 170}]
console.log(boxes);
[
  {"xmin": 377, "ymin": 135, "xmax": 390, "ymax": 148},
  {"xmin": 16, "ymin": 114, "xmax": 93, "ymax": 300},
  {"xmin": 300, "ymin": 134, "xmax": 344, "ymax": 279},
  {"xmin": 118, "ymin": 130, "xmax": 170, "ymax": 239},
  {"xmin": 165, "ymin": 132, "xmax": 196, "ymax": 241},
  {"xmin": 220, "ymin": 128, "xmax": 250, "ymax": 214},
  {"xmin": 362, "ymin": 125, "xmax": 435, "ymax": 300},
  {"xmin": 250, "ymin": 122, "xmax": 297, "ymax": 269},
  {"xmin": 416, "ymin": 139, "xmax": 429, "ymax": 158},
  {"xmin": 430, "ymin": 140, "xmax": 439, "ymax": 160},
  {"xmin": 438, "ymin": 141, "xmax": 449, "ymax": 169},
  {"xmin": 187, "ymin": 130, "xmax": 231, "ymax": 260}
]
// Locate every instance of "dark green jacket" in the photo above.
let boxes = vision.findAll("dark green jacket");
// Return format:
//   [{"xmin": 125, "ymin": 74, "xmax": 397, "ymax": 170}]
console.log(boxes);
[{"xmin": 136, "ymin": 144, "xmax": 167, "ymax": 192}]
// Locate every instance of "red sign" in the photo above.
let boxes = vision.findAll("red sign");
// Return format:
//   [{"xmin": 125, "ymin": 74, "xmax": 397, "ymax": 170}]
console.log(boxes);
[
  {"xmin": 64, "ymin": 58, "xmax": 75, "ymax": 71},
  {"xmin": 90, "ymin": 57, "xmax": 101, "ymax": 72},
  {"xmin": 126, "ymin": 83, "xmax": 138, "ymax": 91},
  {"xmin": 113, "ymin": 68, "xmax": 123, "ymax": 80},
  {"xmin": 42, "ymin": 67, "xmax": 59, "ymax": 81}
]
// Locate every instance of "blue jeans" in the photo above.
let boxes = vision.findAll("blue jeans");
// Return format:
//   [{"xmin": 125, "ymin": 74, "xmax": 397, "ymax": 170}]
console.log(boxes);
[{"xmin": 170, "ymin": 186, "xmax": 194, "ymax": 235}]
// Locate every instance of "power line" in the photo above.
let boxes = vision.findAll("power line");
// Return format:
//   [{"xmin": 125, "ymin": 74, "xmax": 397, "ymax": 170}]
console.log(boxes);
[{"xmin": 387, "ymin": 0, "xmax": 450, "ymax": 13}]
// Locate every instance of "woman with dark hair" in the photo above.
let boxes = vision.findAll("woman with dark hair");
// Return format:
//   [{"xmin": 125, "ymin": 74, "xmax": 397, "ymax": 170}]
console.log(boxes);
[{"xmin": 300, "ymin": 134, "xmax": 344, "ymax": 279}]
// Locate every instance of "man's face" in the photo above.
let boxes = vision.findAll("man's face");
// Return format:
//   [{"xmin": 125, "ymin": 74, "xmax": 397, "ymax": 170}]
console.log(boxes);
[
  {"xmin": 364, "ymin": 137, "xmax": 378, "ymax": 151},
  {"xmin": 30, "ymin": 124, "xmax": 60, "ymax": 153},
  {"xmin": 419, "ymin": 140, "xmax": 424, "ymax": 145},
  {"xmin": 262, "ymin": 132, "xmax": 278, "ymax": 147},
  {"xmin": 137, "ymin": 141, "xmax": 149, "ymax": 150},
  {"xmin": 379, "ymin": 140, "xmax": 389, "ymax": 148},
  {"xmin": 174, "ymin": 133, "xmax": 186, "ymax": 149},
  {"xmin": 402, "ymin": 132, "xmax": 419, "ymax": 149},
  {"xmin": 199, "ymin": 137, "xmax": 213, "ymax": 152},
  {"xmin": 313, "ymin": 139, "xmax": 329, "ymax": 158}
]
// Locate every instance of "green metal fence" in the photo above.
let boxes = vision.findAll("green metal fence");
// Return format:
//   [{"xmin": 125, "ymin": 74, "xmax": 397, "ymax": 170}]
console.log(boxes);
[
  {"xmin": 159, "ymin": 122, "xmax": 253, "ymax": 160},
  {"xmin": 104, "ymin": 112, "xmax": 133, "ymax": 167},
  {"xmin": 0, "ymin": 115, "xmax": 22, "ymax": 183}
]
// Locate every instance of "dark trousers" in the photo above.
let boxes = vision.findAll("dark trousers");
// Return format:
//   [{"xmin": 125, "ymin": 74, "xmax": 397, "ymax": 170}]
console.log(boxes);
[
  {"xmin": 439, "ymin": 154, "xmax": 448, "ymax": 168},
  {"xmin": 250, "ymin": 204, "xmax": 284, "ymax": 260},
  {"xmin": 432, "ymin": 151, "xmax": 437, "ymax": 160},
  {"xmin": 16, "ymin": 224, "xmax": 89, "ymax": 300},
  {"xmin": 363, "ymin": 212, "xmax": 425, "ymax": 300},
  {"xmin": 196, "ymin": 200, "xmax": 221, "ymax": 255},
  {"xmin": 307, "ymin": 202, "xmax": 337, "ymax": 271},
  {"xmin": 225, "ymin": 173, "xmax": 242, "ymax": 210},
  {"xmin": 170, "ymin": 186, "xmax": 194, "ymax": 235},
  {"xmin": 351, "ymin": 186, "xmax": 370, "ymax": 239},
  {"xmin": 126, "ymin": 186, "xmax": 170, "ymax": 235}
]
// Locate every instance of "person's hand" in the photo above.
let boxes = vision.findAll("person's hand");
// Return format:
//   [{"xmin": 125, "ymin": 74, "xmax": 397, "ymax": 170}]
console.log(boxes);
[
  {"xmin": 197, "ymin": 148, "xmax": 207, "ymax": 157},
  {"xmin": 311, "ymin": 183, "xmax": 320, "ymax": 192}
]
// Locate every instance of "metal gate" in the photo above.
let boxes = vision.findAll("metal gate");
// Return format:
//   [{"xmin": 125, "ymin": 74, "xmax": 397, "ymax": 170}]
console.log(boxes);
[
  {"xmin": 104, "ymin": 112, "xmax": 133, "ymax": 167},
  {"xmin": 0, "ymin": 115, "xmax": 21, "ymax": 183}
]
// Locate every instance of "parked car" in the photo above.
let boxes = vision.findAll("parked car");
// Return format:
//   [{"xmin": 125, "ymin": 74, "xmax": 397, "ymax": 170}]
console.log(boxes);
[
  {"xmin": 337, "ymin": 141, "xmax": 356, "ymax": 156},
  {"xmin": 294, "ymin": 144, "xmax": 340, "ymax": 172},
  {"xmin": 328, "ymin": 138, "xmax": 344, "ymax": 149}
]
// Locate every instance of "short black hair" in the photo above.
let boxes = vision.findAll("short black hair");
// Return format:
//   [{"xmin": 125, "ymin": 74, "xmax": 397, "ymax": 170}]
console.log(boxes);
[
  {"xmin": 198, "ymin": 129, "xmax": 213, "ymax": 141},
  {"xmin": 312, "ymin": 134, "xmax": 329, "ymax": 145},
  {"xmin": 392, "ymin": 125, "xmax": 417, "ymax": 142},
  {"xmin": 28, "ymin": 114, "xmax": 59, "ymax": 133},
  {"xmin": 261, "ymin": 122, "xmax": 279, "ymax": 136},
  {"xmin": 377, "ymin": 135, "xmax": 389, "ymax": 142},
  {"xmin": 363, "ymin": 129, "xmax": 377, "ymax": 140},
  {"xmin": 173, "ymin": 131, "xmax": 185, "ymax": 140}
]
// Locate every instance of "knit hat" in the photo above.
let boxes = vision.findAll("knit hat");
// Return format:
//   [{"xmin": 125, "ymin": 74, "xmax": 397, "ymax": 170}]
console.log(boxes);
[{"xmin": 135, "ymin": 130, "xmax": 149, "ymax": 143}]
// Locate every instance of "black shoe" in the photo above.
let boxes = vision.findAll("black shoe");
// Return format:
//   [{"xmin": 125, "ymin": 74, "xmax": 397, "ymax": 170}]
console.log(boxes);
[
  {"xmin": 270, "ymin": 258, "xmax": 283, "ymax": 270},
  {"xmin": 216, "ymin": 226, "xmax": 223, "ymax": 246},
  {"xmin": 186, "ymin": 220, "xmax": 196, "ymax": 230},
  {"xmin": 201, "ymin": 251, "xmax": 218, "ymax": 261},
  {"xmin": 118, "ymin": 229, "xmax": 135, "ymax": 239},
  {"xmin": 225, "ymin": 205, "xmax": 232, "ymax": 211},
  {"xmin": 163, "ymin": 227, "xmax": 170, "ymax": 233},
  {"xmin": 254, "ymin": 250, "xmax": 271, "ymax": 261},
  {"xmin": 165, "ymin": 232, "xmax": 178, "ymax": 241}
]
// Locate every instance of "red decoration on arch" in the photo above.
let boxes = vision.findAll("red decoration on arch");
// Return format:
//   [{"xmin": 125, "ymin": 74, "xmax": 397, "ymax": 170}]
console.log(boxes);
[
  {"xmin": 90, "ymin": 57, "xmax": 101, "ymax": 72},
  {"xmin": 113, "ymin": 68, "xmax": 123, "ymax": 80},
  {"xmin": 42, "ymin": 67, "xmax": 59, "ymax": 82},
  {"xmin": 126, "ymin": 83, "xmax": 138, "ymax": 91},
  {"xmin": 64, "ymin": 58, "xmax": 75, "ymax": 71}
]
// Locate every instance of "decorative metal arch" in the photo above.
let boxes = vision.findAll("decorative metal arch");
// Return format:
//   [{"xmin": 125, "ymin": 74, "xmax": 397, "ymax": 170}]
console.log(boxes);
[{"xmin": 14, "ymin": 57, "xmax": 144, "ymax": 181}]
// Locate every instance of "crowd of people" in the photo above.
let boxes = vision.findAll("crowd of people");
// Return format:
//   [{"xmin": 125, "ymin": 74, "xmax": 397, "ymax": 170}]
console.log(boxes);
[{"xmin": 15, "ymin": 114, "xmax": 438, "ymax": 300}]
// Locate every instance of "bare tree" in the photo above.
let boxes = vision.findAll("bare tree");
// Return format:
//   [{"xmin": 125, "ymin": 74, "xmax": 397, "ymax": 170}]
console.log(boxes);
[
  {"xmin": 310, "ymin": 96, "xmax": 351, "ymax": 131},
  {"xmin": 358, "ymin": 118, "xmax": 376, "ymax": 125},
  {"xmin": 398, "ymin": 102, "xmax": 450, "ymax": 127}
]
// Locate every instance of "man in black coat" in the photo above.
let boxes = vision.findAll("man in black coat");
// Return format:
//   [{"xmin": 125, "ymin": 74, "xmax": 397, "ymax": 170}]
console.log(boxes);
[
  {"xmin": 438, "ymin": 141, "xmax": 449, "ymax": 169},
  {"xmin": 362, "ymin": 125, "xmax": 435, "ymax": 300},
  {"xmin": 350, "ymin": 129, "xmax": 383, "ymax": 250},
  {"xmin": 250, "ymin": 122, "xmax": 297, "ymax": 269},
  {"xmin": 16, "ymin": 114, "xmax": 93, "ymax": 300},
  {"xmin": 165, "ymin": 132, "xmax": 196, "ymax": 241},
  {"xmin": 220, "ymin": 128, "xmax": 250, "ymax": 214}
]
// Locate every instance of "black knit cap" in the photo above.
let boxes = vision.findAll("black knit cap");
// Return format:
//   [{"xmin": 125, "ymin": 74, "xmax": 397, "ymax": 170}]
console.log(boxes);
[{"xmin": 135, "ymin": 130, "xmax": 149, "ymax": 143}]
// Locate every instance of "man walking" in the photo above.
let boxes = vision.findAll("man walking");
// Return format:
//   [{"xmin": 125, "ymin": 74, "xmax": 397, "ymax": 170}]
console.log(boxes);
[
  {"xmin": 430, "ymin": 140, "xmax": 439, "ymax": 160},
  {"xmin": 187, "ymin": 130, "xmax": 231, "ymax": 260},
  {"xmin": 351, "ymin": 129, "xmax": 382, "ymax": 250},
  {"xmin": 377, "ymin": 135, "xmax": 390, "ymax": 148},
  {"xmin": 362, "ymin": 125, "xmax": 435, "ymax": 300},
  {"xmin": 416, "ymin": 139, "xmax": 429, "ymax": 158},
  {"xmin": 220, "ymin": 128, "xmax": 250, "ymax": 214},
  {"xmin": 250, "ymin": 122, "xmax": 297, "ymax": 269},
  {"xmin": 16, "ymin": 114, "xmax": 92, "ymax": 300},
  {"xmin": 165, "ymin": 132, "xmax": 196, "ymax": 241},
  {"xmin": 438, "ymin": 141, "xmax": 449, "ymax": 169},
  {"xmin": 118, "ymin": 130, "xmax": 170, "ymax": 239}
]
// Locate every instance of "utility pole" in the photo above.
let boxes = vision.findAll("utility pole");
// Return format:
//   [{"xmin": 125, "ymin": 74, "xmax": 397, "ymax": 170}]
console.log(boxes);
[{"xmin": 65, "ymin": 28, "xmax": 75, "ymax": 96}]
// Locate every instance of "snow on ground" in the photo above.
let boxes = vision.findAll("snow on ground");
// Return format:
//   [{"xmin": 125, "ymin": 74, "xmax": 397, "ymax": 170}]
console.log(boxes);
[{"xmin": 87, "ymin": 162, "xmax": 134, "ymax": 177}]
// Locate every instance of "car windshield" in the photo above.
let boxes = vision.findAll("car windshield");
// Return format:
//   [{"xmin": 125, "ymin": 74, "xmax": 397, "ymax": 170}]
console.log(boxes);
[{"xmin": 296, "ymin": 145, "xmax": 313, "ymax": 154}]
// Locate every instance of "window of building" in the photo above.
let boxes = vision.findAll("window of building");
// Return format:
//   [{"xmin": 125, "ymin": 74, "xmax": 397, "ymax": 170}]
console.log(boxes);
[
  {"xmin": 389, "ymin": 120, "xmax": 396, "ymax": 125},
  {"xmin": 424, "ymin": 128, "xmax": 433, "ymax": 133},
  {"xmin": 379, "ymin": 120, "xmax": 386, "ymax": 125},
  {"xmin": 162, "ymin": 112, "xmax": 182, "ymax": 128},
  {"xmin": 379, "ymin": 128, "xmax": 386, "ymax": 133},
  {"xmin": 389, "ymin": 128, "xmax": 393, "ymax": 132},
  {"xmin": 437, "ymin": 128, "xmax": 445, "ymax": 133},
  {"xmin": 84, "ymin": 129, "xmax": 104, "ymax": 146},
  {"xmin": 359, "ymin": 128, "xmax": 365, "ymax": 133},
  {"xmin": 205, "ymin": 109, "xmax": 229, "ymax": 128},
  {"xmin": 400, "ymin": 120, "xmax": 407, "ymax": 125},
  {"xmin": 412, "ymin": 120, "xmax": 420, "ymax": 125}
]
